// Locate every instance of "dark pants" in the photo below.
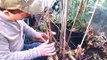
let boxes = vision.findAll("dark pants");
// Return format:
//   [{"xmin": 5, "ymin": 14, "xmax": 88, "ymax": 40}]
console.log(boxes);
[{"xmin": 23, "ymin": 35, "xmax": 47, "ymax": 60}]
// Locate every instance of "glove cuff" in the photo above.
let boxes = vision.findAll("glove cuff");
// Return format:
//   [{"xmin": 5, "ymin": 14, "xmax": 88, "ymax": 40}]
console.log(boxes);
[{"xmin": 29, "ymin": 47, "xmax": 41, "ymax": 59}]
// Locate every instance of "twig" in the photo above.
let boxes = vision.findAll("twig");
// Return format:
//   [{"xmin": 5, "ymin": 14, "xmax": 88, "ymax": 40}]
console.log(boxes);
[
  {"xmin": 67, "ymin": 0, "xmax": 84, "ymax": 43},
  {"xmin": 75, "ymin": 0, "xmax": 99, "ymax": 58},
  {"xmin": 80, "ymin": 0, "xmax": 88, "ymax": 22},
  {"xmin": 60, "ymin": 0, "xmax": 67, "ymax": 59},
  {"xmin": 80, "ymin": 0, "xmax": 99, "ymax": 46}
]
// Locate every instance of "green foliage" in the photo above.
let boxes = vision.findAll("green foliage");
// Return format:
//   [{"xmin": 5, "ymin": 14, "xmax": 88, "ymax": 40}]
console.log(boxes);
[
  {"xmin": 67, "ymin": 0, "xmax": 80, "ymax": 21},
  {"xmin": 67, "ymin": 0, "xmax": 96, "ymax": 31}
]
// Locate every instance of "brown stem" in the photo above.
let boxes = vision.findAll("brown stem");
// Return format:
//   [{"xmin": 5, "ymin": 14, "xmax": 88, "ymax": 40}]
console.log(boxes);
[{"xmin": 67, "ymin": 0, "xmax": 84, "ymax": 43}]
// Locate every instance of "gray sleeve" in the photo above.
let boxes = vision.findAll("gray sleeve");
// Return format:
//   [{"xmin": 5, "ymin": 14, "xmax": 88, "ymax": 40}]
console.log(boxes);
[
  {"xmin": 0, "ymin": 34, "xmax": 40, "ymax": 60},
  {"xmin": 23, "ymin": 21, "xmax": 38, "ymax": 38}
]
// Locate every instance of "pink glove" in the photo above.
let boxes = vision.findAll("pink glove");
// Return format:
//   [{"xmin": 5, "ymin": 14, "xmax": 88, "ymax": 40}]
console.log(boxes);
[
  {"xmin": 37, "ymin": 40, "xmax": 56, "ymax": 56},
  {"xmin": 36, "ymin": 40, "xmax": 56, "ymax": 56}
]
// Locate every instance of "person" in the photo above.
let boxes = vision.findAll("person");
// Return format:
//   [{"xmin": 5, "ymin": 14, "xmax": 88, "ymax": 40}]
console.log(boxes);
[{"xmin": 0, "ymin": 0, "xmax": 56, "ymax": 60}]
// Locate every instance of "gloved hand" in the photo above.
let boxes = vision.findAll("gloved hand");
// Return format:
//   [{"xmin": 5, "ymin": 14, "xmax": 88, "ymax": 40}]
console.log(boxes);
[
  {"xmin": 36, "ymin": 40, "xmax": 56, "ymax": 56},
  {"xmin": 37, "ymin": 40, "xmax": 56, "ymax": 56}
]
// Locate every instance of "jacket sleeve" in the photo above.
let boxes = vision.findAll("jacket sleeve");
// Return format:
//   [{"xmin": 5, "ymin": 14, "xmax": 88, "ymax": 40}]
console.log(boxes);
[
  {"xmin": 22, "ymin": 21, "xmax": 38, "ymax": 38},
  {"xmin": 0, "ymin": 34, "xmax": 40, "ymax": 60}
]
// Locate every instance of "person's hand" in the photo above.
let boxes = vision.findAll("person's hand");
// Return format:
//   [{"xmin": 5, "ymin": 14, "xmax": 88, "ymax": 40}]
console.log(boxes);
[
  {"xmin": 36, "ymin": 40, "xmax": 56, "ymax": 56},
  {"xmin": 33, "ymin": 32, "xmax": 49, "ymax": 42}
]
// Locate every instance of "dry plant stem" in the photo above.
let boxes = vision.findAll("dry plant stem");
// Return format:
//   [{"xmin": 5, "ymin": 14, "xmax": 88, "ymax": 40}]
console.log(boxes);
[
  {"xmin": 67, "ymin": 0, "xmax": 84, "ymax": 43},
  {"xmin": 48, "ymin": 55, "xmax": 58, "ymax": 60},
  {"xmin": 46, "ymin": 23, "xmax": 58, "ymax": 60},
  {"xmin": 39, "ymin": 2, "xmax": 59, "ymax": 60},
  {"xmin": 80, "ymin": 0, "xmax": 88, "ymax": 22},
  {"xmin": 45, "ymin": 10, "xmax": 59, "ymax": 60},
  {"xmin": 75, "ymin": 0, "xmax": 99, "ymax": 57},
  {"xmin": 60, "ymin": 0, "xmax": 67, "ymax": 59},
  {"xmin": 80, "ymin": 0, "xmax": 99, "ymax": 46}
]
